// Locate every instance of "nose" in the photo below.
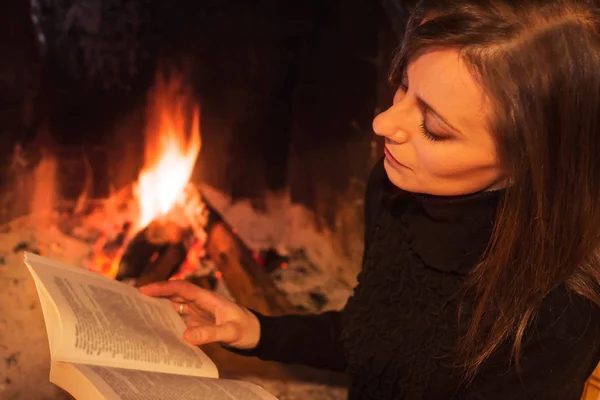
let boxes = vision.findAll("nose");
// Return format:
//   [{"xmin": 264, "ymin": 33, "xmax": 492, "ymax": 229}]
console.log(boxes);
[{"xmin": 372, "ymin": 103, "xmax": 410, "ymax": 143}]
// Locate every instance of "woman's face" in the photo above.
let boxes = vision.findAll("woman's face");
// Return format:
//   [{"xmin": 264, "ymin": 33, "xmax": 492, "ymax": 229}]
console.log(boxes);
[{"xmin": 373, "ymin": 48, "xmax": 506, "ymax": 196}]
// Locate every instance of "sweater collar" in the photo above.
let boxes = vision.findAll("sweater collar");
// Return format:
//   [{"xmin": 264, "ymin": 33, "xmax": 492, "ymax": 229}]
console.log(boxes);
[{"xmin": 381, "ymin": 174, "xmax": 503, "ymax": 275}]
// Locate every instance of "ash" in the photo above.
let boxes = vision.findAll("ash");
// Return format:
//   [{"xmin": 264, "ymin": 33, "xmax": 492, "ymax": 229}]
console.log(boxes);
[
  {"xmin": 201, "ymin": 185, "xmax": 357, "ymax": 313},
  {"xmin": 0, "ymin": 184, "xmax": 357, "ymax": 400}
]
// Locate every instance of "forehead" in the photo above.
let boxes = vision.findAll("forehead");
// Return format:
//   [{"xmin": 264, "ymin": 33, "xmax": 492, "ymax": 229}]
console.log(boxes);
[{"xmin": 408, "ymin": 49, "xmax": 490, "ymax": 135}]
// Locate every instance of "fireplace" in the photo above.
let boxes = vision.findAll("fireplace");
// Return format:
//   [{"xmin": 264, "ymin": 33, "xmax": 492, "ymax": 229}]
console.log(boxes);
[{"xmin": 0, "ymin": 0, "xmax": 404, "ymax": 399}]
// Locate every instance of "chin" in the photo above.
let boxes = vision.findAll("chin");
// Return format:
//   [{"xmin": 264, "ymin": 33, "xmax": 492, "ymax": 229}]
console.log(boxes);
[{"xmin": 383, "ymin": 160, "xmax": 418, "ymax": 193}]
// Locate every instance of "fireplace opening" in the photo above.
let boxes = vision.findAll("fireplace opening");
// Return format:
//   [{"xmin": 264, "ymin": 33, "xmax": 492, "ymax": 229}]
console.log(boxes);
[{"xmin": 0, "ymin": 1, "xmax": 415, "ymax": 399}]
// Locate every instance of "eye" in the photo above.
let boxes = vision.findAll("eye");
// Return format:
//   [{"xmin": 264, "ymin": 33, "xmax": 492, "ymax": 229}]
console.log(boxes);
[
  {"xmin": 420, "ymin": 112, "xmax": 451, "ymax": 142},
  {"xmin": 420, "ymin": 120, "xmax": 447, "ymax": 142}
]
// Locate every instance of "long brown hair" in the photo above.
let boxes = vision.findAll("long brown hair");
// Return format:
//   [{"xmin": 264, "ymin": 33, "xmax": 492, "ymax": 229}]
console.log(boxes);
[{"xmin": 393, "ymin": 0, "xmax": 600, "ymax": 380}]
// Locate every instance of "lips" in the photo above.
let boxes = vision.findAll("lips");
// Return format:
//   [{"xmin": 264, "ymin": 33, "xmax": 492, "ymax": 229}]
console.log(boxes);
[{"xmin": 384, "ymin": 146, "xmax": 407, "ymax": 169}]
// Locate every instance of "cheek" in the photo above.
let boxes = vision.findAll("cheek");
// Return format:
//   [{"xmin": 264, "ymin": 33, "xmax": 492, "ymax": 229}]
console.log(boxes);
[{"xmin": 414, "ymin": 144, "xmax": 473, "ymax": 178}]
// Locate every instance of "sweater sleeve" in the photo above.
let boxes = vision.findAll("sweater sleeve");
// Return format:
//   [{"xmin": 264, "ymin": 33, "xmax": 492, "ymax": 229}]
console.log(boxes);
[
  {"xmin": 227, "ymin": 310, "xmax": 345, "ymax": 371},
  {"xmin": 463, "ymin": 290, "xmax": 600, "ymax": 400},
  {"xmin": 224, "ymin": 159, "xmax": 387, "ymax": 372}
]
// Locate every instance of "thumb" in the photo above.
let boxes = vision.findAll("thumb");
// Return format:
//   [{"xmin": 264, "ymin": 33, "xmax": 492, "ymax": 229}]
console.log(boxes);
[{"xmin": 183, "ymin": 322, "xmax": 240, "ymax": 346}]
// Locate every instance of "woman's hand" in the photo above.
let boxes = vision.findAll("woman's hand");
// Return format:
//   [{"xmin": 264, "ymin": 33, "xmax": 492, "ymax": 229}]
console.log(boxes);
[{"xmin": 139, "ymin": 280, "xmax": 261, "ymax": 350}]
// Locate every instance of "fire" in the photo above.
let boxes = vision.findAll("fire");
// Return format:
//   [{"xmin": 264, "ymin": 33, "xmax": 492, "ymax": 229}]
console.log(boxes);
[
  {"xmin": 88, "ymin": 71, "xmax": 204, "ymax": 280},
  {"xmin": 136, "ymin": 73, "xmax": 201, "ymax": 229}
]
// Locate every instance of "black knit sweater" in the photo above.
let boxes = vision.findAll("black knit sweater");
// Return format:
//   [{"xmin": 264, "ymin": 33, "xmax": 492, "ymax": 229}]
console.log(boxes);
[{"xmin": 234, "ymin": 159, "xmax": 600, "ymax": 399}]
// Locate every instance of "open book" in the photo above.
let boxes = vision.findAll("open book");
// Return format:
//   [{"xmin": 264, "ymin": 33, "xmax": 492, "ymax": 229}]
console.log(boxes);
[{"xmin": 23, "ymin": 252, "xmax": 278, "ymax": 400}]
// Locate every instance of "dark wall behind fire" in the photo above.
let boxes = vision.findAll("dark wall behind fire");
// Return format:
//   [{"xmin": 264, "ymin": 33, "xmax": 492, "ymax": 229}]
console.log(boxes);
[{"xmin": 0, "ymin": 0, "xmax": 415, "ymax": 234}]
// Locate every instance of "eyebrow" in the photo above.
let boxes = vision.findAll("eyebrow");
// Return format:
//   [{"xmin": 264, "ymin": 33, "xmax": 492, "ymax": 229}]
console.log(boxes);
[{"xmin": 415, "ymin": 96, "xmax": 463, "ymax": 136}]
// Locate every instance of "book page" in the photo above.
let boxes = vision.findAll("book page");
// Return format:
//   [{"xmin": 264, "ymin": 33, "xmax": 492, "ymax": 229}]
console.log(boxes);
[
  {"xmin": 24, "ymin": 252, "xmax": 218, "ymax": 379},
  {"xmin": 27, "ymin": 267, "xmax": 62, "ymax": 357},
  {"xmin": 64, "ymin": 363, "xmax": 278, "ymax": 400}
]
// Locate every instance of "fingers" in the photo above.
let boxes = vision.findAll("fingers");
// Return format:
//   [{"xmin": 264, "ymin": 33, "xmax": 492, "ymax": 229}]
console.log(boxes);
[
  {"xmin": 172, "ymin": 301, "xmax": 188, "ymax": 315},
  {"xmin": 183, "ymin": 321, "xmax": 241, "ymax": 346},
  {"xmin": 139, "ymin": 280, "xmax": 223, "ymax": 311},
  {"xmin": 172, "ymin": 301, "xmax": 215, "ymax": 322},
  {"xmin": 182, "ymin": 313, "xmax": 214, "ymax": 328},
  {"xmin": 139, "ymin": 280, "xmax": 198, "ymax": 299}
]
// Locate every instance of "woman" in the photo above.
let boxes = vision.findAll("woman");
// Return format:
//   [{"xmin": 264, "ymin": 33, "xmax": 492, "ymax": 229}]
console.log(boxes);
[{"xmin": 141, "ymin": 0, "xmax": 600, "ymax": 398}]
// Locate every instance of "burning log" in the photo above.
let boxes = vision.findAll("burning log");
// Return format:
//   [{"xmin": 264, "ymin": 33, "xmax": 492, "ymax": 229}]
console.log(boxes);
[
  {"xmin": 107, "ymin": 191, "xmax": 296, "ymax": 318},
  {"xmin": 117, "ymin": 219, "xmax": 191, "ymax": 287},
  {"xmin": 207, "ymin": 221, "xmax": 296, "ymax": 316}
]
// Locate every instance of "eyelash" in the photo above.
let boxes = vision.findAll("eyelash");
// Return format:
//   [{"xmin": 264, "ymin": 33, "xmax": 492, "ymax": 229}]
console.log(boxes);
[
  {"xmin": 398, "ymin": 82, "xmax": 446, "ymax": 143},
  {"xmin": 420, "ymin": 120, "xmax": 445, "ymax": 142}
]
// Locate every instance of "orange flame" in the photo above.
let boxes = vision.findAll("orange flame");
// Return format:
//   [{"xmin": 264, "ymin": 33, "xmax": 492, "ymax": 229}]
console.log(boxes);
[
  {"xmin": 136, "ymin": 73, "xmax": 201, "ymax": 229},
  {"xmin": 89, "ymin": 71, "xmax": 202, "ymax": 280},
  {"xmin": 88, "ymin": 233, "xmax": 124, "ymax": 279}
]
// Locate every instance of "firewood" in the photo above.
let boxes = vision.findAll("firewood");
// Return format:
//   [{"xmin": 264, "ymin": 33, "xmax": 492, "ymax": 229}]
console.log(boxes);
[
  {"xmin": 206, "ymin": 222, "xmax": 295, "ymax": 316},
  {"xmin": 117, "ymin": 219, "xmax": 188, "ymax": 286}
]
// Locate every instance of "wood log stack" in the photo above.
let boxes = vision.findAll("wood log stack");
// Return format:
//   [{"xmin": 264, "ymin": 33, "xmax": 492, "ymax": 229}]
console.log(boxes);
[
  {"xmin": 201, "ymin": 198, "xmax": 296, "ymax": 316},
  {"xmin": 115, "ymin": 194, "xmax": 296, "ymax": 317},
  {"xmin": 206, "ymin": 221, "xmax": 296, "ymax": 315},
  {"xmin": 117, "ymin": 220, "xmax": 190, "ymax": 287}
]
